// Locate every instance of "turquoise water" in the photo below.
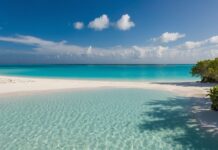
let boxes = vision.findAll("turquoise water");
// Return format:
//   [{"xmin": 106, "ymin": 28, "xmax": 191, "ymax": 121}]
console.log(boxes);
[
  {"xmin": 0, "ymin": 89, "xmax": 217, "ymax": 150},
  {"xmin": 0, "ymin": 65, "xmax": 198, "ymax": 81}
]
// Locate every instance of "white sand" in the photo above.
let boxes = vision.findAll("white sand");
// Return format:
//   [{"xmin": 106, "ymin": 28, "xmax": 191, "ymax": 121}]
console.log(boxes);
[
  {"xmin": 0, "ymin": 75, "xmax": 211, "ymax": 97},
  {"xmin": 0, "ymin": 75, "xmax": 217, "ymax": 133}
]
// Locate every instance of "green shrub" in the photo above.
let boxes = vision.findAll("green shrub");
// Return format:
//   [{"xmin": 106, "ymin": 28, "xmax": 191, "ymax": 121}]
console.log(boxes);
[
  {"xmin": 191, "ymin": 58, "xmax": 218, "ymax": 82},
  {"xmin": 208, "ymin": 85, "xmax": 218, "ymax": 111}
]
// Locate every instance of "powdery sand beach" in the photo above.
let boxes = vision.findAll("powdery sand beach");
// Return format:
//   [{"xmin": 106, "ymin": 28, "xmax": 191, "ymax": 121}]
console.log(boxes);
[
  {"xmin": 0, "ymin": 75, "xmax": 217, "ymax": 134},
  {"xmin": 0, "ymin": 75, "xmax": 211, "ymax": 97}
]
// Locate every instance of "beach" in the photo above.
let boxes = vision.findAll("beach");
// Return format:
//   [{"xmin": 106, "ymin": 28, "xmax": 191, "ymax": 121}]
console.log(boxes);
[
  {"xmin": 0, "ymin": 75, "xmax": 211, "ymax": 97},
  {"xmin": 0, "ymin": 75, "xmax": 217, "ymax": 127},
  {"xmin": 0, "ymin": 75, "xmax": 218, "ymax": 149}
]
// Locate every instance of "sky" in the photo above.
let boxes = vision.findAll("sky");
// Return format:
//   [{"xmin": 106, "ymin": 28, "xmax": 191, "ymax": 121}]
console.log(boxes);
[{"xmin": 0, "ymin": 0, "xmax": 218, "ymax": 64}]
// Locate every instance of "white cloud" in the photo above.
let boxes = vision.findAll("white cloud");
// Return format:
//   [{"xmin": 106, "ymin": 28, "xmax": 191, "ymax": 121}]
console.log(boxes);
[
  {"xmin": 0, "ymin": 35, "xmax": 85, "ymax": 56},
  {"xmin": 183, "ymin": 41, "xmax": 203, "ymax": 49},
  {"xmin": 156, "ymin": 46, "xmax": 168, "ymax": 57},
  {"xmin": 154, "ymin": 32, "xmax": 186, "ymax": 43},
  {"xmin": 177, "ymin": 35, "xmax": 218, "ymax": 50},
  {"xmin": 0, "ymin": 34, "xmax": 217, "ymax": 64},
  {"xmin": 0, "ymin": 35, "xmax": 55, "ymax": 46},
  {"xmin": 116, "ymin": 14, "xmax": 135, "ymax": 31},
  {"xmin": 208, "ymin": 36, "xmax": 218, "ymax": 44},
  {"xmin": 87, "ymin": 46, "xmax": 92, "ymax": 55},
  {"xmin": 73, "ymin": 22, "xmax": 84, "ymax": 30},
  {"xmin": 88, "ymin": 14, "xmax": 109, "ymax": 31},
  {"xmin": 74, "ymin": 14, "xmax": 135, "ymax": 31}
]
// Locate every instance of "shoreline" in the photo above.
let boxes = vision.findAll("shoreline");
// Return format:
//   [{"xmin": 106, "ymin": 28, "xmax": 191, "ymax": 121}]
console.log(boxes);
[
  {"xmin": 0, "ymin": 75, "xmax": 217, "ymax": 134},
  {"xmin": 0, "ymin": 75, "xmax": 212, "ymax": 97}
]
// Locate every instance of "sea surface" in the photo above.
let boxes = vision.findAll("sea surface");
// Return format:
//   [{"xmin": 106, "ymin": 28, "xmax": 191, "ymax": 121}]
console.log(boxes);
[
  {"xmin": 1, "ymin": 65, "xmax": 216, "ymax": 150},
  {"xmin": 0, "ymin": 89, "xmax": 217, "ymax": 150},
  {"xmin": 0, "ymin": 64, "xmax": 198, "ymax": 81}
]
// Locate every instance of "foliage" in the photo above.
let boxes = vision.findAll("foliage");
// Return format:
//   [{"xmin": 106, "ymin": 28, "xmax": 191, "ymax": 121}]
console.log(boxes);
[
  {"xmin": 191, "ymin": 58, "xmax": 218, "ymax": 82},
  {"xmin": 208, "ymin": 85, "xmax": 218, "ymax": 111}
]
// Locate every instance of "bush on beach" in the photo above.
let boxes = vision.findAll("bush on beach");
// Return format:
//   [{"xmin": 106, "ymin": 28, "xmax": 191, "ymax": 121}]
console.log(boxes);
[
  {"xmin": 192, "ymin": 58, "xmax": 218, "ymax": 111},
  {"xmin": 191, "ymin": 58, "xmax": 218, "ymax": 83},
  {"xmin": 208, "ymin": 85, "xmax": 218, "ymax": 111}
]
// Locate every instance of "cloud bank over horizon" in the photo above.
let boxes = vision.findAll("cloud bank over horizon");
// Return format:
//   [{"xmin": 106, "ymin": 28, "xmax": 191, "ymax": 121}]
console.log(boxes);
[{"xmin": 0, "ymin": 32, "xmax": 217, "ymax": 64}]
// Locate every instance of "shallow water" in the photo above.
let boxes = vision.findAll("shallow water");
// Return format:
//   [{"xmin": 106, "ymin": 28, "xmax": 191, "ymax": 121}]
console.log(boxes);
[
  {"xmin": 0, "ymin": 89, "xmax": 217, "ymax": 150},
  {"xmin": 0, "ymin": 64, "xmax": 198, "ymax": 81}
]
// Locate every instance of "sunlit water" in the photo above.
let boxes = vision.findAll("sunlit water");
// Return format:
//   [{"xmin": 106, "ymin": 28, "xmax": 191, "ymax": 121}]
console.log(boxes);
[
  {"xmin": 0, "ymin": 89, "xmax": 217, "ymax": 150},
  {"xmin": 0, "ymin": 64, "xmax": 198, "ymax": 81}
]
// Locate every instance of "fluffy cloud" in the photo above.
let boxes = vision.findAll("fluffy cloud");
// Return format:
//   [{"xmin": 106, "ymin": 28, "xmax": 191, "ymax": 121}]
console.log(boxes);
[
  {"xmin": 154, "ymin": 32, "xmax": 186, "ymax": 43},
  {"xmin": 88, "ymin": 14, "xmax": 109, "ymax": 31},
  {"xmin": 74, "ymin": 14, "xmax": 135, "ymax": 31},
  {"xmin": 116, "ymin": 14, "xmax": 135, "ymax": 31},
  {"xmin": 183, "ymin": 41, "xmax": 204, "ymax": 49},
  {"xmin": 0, "ymin": 34, "xmax": 217, "ymax": 64},
  {"xmin": 73, "ymin": 22, "xmax": 84, "ymax": 30},
  {"xmin": 177, "ymin": 36, "xmax": 218, "ymax": 50},
  {"xmin": 156, "ymin": 46, "xmax": 168, "ymax": 57},
  {"xmin": 208, "ymin": 36, "xmax": 218, "ymax": 44}
]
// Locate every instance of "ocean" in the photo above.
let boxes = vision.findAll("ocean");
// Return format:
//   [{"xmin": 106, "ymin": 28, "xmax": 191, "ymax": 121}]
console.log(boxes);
[
  {"xmin": 0, "ymin": 64, "xmax": 198, "ymax": 81},
  {"xmin": 1, "ymin": 65, "xmax": 216, "ymax": 150}
]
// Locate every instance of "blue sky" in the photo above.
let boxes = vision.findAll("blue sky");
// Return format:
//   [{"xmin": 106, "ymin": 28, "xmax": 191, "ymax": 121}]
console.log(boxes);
[{"xmin": 0, "ymin": 0, "xmax": 218, "ymax": 64}]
